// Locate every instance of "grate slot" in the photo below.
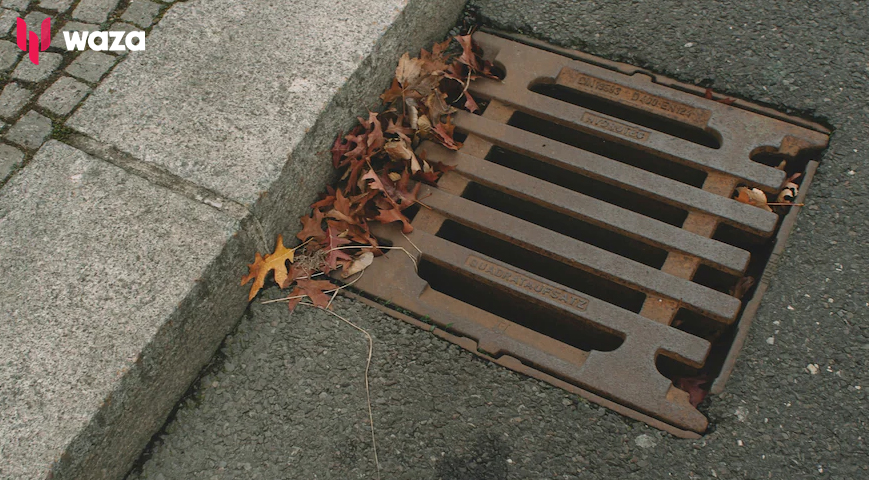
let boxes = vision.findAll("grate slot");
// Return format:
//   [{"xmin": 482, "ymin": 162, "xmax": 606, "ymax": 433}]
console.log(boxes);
[
  {"xmin": 421, "ymin": 187, "xmax": 741, "ymax": 323},
  {"xmin": 485, "ymin": 145, "xmax": 689, "ymax": 226},
  {"xmin": 453, "ymin": 111, "xmax": 779, "ymax": 236},
  {"xmin": 507, "ymin": 111, "xmax": 709, "ymax": 188},
  {"xmin": 418, "ymin": 259, "xmax": 625, "ymax": 353},
  {"xmin": 529, "ymin": 82, "xmax": 722, "ymax": 149},
  {"xmin": 461, "ymin": 182, "xmax": 669, "ymax": 269},
  {"xmin": 436, "ymin": 219, "xmax": 647, "ymax": 313}
]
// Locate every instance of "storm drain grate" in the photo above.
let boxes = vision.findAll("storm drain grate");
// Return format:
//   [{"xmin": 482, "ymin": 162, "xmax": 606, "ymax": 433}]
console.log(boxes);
[{"xmin": 350, "ymin": 32, "xmax": 829, "ymax": 437}]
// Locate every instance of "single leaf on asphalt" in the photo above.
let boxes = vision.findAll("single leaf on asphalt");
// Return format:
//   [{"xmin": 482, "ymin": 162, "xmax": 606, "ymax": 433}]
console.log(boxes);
[
  {"xmin": 295, "ymin": 278, "xmax": 337, "ymax": 308},
  {"xmin": 241, "ymin": 234, "xmax": 296, "ymax": 300}
]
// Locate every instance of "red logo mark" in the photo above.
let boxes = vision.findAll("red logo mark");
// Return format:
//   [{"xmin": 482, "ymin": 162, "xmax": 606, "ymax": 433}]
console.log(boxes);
[{"xmin": 16, "ymin": 17, "xmax": 51, "ymax": 65}]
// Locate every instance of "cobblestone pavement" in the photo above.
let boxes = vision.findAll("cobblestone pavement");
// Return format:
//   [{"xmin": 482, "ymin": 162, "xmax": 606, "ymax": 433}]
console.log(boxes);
[{"xmin": 0, "ymin": 0, "xmax": 172, "ymax": 183}]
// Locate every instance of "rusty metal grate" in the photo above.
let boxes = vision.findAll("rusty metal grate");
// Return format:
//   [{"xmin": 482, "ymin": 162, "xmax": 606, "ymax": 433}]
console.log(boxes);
[{"xmin": 349, "ymin": 32, "xmax": 829, "ymax": 437}]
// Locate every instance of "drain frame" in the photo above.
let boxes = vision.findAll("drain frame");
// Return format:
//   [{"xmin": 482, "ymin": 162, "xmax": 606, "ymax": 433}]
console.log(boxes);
[{"xmin": 344, "ymin": 32, "xmax": 829, "ymax": 437}]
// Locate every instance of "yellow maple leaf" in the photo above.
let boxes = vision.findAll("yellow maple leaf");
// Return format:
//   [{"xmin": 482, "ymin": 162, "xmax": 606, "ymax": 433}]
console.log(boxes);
[{"xmin": 241, "ymin": 234, "xmax": 295, "ymax": 300}]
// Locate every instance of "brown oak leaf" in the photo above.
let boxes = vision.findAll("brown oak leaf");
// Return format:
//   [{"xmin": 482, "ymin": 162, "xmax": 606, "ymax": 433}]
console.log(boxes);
[
  {"xmin": 295, "ymin": 278, "xmax": 336, "ymax": 308},
  {"xmin": 241, "ymin": 234, "xmax": 295, "ymax": 300},
  {"xmin": 297, "ymin": 208, "xmax": 327, "ymax": 242}
]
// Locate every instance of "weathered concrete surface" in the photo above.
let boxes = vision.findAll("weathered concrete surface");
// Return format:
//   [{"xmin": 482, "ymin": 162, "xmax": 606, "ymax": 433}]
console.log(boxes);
[
  {"xmin": 0, "ymin": 141, "xmax": 250, "ymax": 479},
  {"xmin": 0, "ymin": 0, "xmax": 466, "ymax": 477},
  {"xmin": 68, "ymin": 0, "xmax": 466, "ymax": 240}
]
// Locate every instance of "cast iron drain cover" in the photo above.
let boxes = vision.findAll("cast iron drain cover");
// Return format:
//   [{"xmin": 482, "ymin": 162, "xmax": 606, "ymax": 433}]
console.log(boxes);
[{"xmin": 349, "ymin": 32, "xmax": 829, "ymax": 437}]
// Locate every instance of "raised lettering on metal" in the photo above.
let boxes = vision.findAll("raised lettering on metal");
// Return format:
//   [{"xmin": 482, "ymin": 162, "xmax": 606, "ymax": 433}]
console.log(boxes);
[
  {"xmin": 556, "ymin": 67, "xmax": 712, "ymax": 129},
  {"xmin": 465, "ymin": 255, "xmax": 589, "ymax": 311}
]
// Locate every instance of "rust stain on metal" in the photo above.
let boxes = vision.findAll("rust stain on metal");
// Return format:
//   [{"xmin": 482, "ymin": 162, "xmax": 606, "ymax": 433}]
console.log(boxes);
[{"xmin": 348, "ymin": 32, "xmax": 829, "ymax": 437}]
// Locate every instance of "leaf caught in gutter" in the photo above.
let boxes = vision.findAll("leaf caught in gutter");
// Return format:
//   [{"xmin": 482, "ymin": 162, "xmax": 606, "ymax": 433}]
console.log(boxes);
[
  {"xmin": 342, "ymin": 251, "xmax": 374, "ymax": 278},
  {"xmin": 241, "ymin": 235, "xmax": 296, "ymax": 300},
  {"xmin": 734, "ymin": 186, "xmax": 773, "ymax": 212}
]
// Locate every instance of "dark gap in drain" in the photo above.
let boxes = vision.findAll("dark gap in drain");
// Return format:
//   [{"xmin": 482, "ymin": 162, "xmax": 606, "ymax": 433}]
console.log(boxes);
[
  {"xmin": 671, "ymin": 309, "xmax": 727, "ymax": 343},
  {"xmin": 530, "ymin": 83, "xmax": 722, "ymax": 149},
  {"xmin": 485, "ymin": 146, "xmax": 689, "ymax": 227},
  {"xmin": 507, "ymin": 111, "xmax": 709, "ymax": 188},
  {"xmin": 418, "ymin": 259, "xmax": 625, "ymax": 353},
  {"xmin": 462, "ymin": 182, "xmax": 668, "ymax": 269},
  {"xmin": 692, "ymin": 265, "xmax": 739, "ymax": 295},
  {"xmin": 655, "ymin": 354, "xmax": 702, "ymax": 384},
  {"xmin": 712, "ymin": 223, "xmax": 769, "ymax": 252},
  {"xmin": 750, "ymin": 149, "xmax": 815, "ymax": 178},
  {"xmin": 436, "ymin": 220, "xmax": 647, "ymax": 313}
]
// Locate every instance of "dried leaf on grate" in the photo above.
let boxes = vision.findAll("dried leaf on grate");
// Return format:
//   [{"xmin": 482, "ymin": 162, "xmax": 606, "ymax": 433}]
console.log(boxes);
[{"xmin": 242, "ymin": 35, "xmax": 500, "ymax": 304}]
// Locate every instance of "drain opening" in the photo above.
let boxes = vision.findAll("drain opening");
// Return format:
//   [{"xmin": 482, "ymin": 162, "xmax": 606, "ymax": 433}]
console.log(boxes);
[
  {"xmin": 692, "ymin": 265, "xmax": 740, "ymax": 295},
  {"xmin": 350, "ymin": 32, "xmax": 830, "ymax": 437},
  {"xmin": 462, "ymin": 182, "xmax": 669, "ymax": 269},
  {"xmin": 484, "ymin": 146, "xmax": 689, "ymax": 226},
  {"xmin": 507, "ymin": 111, "xmax": 709, "ymax": 188},
  {"xmin": 530, "ymin": 82, "xmax": 722, "ymax": 149},
  {"xmin": 435, "ymin": 220, "xmax": 647, "ymax": 313},
  {"xmin": 418, "ymin": 259, "xmax": 625, "ymax": 353}
]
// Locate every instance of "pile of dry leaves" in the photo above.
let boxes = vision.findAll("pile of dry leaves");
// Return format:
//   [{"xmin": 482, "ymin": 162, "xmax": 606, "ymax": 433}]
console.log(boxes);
[{"xmin": 242, "ymin": 35, "xmax": 499, "ymax": 309}]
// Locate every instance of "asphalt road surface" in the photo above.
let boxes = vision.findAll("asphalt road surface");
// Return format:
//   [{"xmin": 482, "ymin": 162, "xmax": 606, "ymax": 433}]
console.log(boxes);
[{"xmin": 129, "ymin": 1, "xmax": 868, "ymax": 479}]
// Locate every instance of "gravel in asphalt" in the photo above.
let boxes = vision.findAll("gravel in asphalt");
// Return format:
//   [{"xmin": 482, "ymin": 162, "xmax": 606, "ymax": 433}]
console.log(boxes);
[{"xmin": 128, "ymin": 1, "xmax": 868, "ymax": 478}]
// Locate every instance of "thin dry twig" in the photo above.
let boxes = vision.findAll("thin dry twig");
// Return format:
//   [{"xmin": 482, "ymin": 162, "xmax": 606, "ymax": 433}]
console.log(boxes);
[
  {"xmin": 401, "ymin": 232, "xmax": 422, "ymax": 256},
  {"xmin": 259, "ymin": 271, "xmax": 365, "ymax": 305},
  {"xmin": 297, "ymin": 302, "xmax": 380, "ymax": 480}
]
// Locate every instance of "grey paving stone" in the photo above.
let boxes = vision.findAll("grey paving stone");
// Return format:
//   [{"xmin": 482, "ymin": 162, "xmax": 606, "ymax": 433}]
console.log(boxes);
[
  {"xmin": 0, "ymin": 140, "xmax": 246, "ymax": 479},
  {"xmin": 0, "ymin": 7, "xmax": 19, "ymax": 35},
  {"xmin": 107, "ymin": 20, "xmax": 137, "ymax": 34},
  {"xmin": 69, "ymin": 0, "xmax": 466, "ymax": 216},
  {"xmin": 120, "ymin": 0, "xmax": 160, "ymax": 28},
  {"xmin": 1, "ymin": 0, "xmax": 29, "ymax": 11},
  {"xmin": 72, "ymin": 0, "xmax": 120, "ymax": 23},
  {"xmin": 5, "ymin": 110, "xmax": 51, "ymax": 149},
  {"xmin": 10, "ymin": 51, "xmax": 62, "ymax": 82},
  {"xmin": 37, "ymin": 75, "xmax": 90, "ymax": 115},
  {"xmin": 37, "ymin": 0, "xmax": 74, "ymax": 12},
  {"xmin": 23, "ymin": 10, "xmax": 50, "ymax": 31},
  {"xmin": 51, "ymin": 20, "xmax": 99, "ymax": 49},
  {"xmin": 65, "ymin": 50, "xmax": 116, "ymax": 83},
  {"xmin": 0, "ymin": 83, "xmax": 33, "ymax": 120},
  {"xmin": 0, "ymin": 143, "xmax": 24, "ymax": 181},
  {"xmin": 0, "ymin": 39, "xmax": 21, "ymax": 72}
]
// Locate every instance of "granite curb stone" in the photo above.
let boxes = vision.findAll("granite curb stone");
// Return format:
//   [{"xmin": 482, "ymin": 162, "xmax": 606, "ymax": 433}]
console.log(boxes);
[{"xmin": 0, "ymin": 141, "xmax": 255, "ymax": 479}]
